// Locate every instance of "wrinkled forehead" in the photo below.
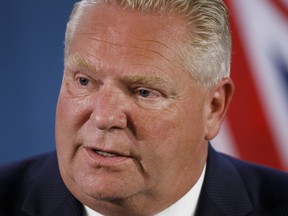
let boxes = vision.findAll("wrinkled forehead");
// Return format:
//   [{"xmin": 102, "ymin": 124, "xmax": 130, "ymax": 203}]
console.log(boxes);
[{"xmin": 64, "ymin": 2, "xmax": 192, "ymax": 78}]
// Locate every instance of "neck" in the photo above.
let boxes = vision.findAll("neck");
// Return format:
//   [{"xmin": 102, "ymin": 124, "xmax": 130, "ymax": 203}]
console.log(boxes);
[{"xmin": 84, "ymin": 166, "xmax": 206, "ymax": 215}]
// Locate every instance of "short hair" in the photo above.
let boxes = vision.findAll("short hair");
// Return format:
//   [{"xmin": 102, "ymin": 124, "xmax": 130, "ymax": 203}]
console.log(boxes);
[{"xmin": 65, "ymin": 0, "xmax": 231, "ymax": 87}]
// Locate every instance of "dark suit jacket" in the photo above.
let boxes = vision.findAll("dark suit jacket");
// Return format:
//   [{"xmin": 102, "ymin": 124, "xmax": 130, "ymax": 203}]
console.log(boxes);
[{"xmin": 1, "ymin": 145, "xmax": 288, "ymax": 216}]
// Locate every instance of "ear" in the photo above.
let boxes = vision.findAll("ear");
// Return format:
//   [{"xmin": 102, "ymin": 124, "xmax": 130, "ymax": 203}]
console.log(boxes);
[{"xmin": 204, "ymin": 78, "xmax": 234, "ymax": 140}]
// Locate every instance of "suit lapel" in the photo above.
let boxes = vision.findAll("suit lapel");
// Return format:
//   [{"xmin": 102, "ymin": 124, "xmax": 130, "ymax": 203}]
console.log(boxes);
[
  {"xmin": 196, "ymin": 145, "xmax": 253, "ymax": 216},
  {"xmin": 21, "ymin": 153, "xmax": 83, "ymax": 216}
]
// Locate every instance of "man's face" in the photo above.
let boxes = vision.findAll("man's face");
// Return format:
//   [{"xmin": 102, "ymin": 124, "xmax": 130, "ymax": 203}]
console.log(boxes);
[{"xmin": 56, "ymin": 3, "xmax": 211, "ymax": 214}]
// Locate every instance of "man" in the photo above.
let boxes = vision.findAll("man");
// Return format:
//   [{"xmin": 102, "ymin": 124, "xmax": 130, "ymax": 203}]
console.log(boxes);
[{"xmin": 1, "ymin": 0, "xmax": 288, "ymax": 215}]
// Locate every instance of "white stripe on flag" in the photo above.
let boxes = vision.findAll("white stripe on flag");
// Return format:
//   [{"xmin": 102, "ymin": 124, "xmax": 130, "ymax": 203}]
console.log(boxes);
[{"xmin": 232, "ymin": 0, "xmax": 288, "ymax": 169}]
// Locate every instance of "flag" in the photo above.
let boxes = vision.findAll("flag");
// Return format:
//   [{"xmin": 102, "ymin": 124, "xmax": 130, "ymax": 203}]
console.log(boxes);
[{"xmin": 212, "ymin": 0, "xmax": 288, "ymax": 171}]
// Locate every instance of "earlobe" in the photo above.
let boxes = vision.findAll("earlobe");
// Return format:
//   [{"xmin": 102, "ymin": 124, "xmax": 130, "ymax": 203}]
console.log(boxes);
[{"xmin": 205, "ymin": 78, "xmax": 234, "ymax": 140}]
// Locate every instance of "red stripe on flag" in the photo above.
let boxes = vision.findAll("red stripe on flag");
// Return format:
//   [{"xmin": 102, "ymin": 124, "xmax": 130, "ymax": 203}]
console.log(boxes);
[
  {"xmin": 272, "ymin": 0, "xmax": 288, "ymax": 20},
  {"xmin": 224, "ymin": 1, "xmax": 284, "ymax": 170}
]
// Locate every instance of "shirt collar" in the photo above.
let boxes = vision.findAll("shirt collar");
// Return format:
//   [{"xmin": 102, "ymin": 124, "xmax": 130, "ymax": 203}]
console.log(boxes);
[{"xmin": 84, "ymin": 165, "xmax": 206, "ymax": 216}]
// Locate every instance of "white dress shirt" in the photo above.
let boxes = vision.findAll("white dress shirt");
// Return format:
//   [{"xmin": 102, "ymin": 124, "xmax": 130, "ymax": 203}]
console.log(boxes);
[{"xmin": 84, "ymin": 165, "xmax": 206, "ymax": 216}]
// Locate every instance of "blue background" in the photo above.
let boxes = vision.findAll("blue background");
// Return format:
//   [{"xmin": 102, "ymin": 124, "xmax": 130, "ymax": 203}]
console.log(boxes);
[{"xmin": 0, "ymin": 1, "xmax": 76, "ymax": 163}]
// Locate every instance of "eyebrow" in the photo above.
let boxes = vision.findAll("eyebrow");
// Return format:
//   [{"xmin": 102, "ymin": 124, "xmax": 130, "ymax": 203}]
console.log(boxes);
[
  {"xmin": 123, "ymin": 73, "xmax": 173, "ymax": 87},
  {"xmin": 65, "ymin": 55, "xmax": 98, "ymax": 73},
  {"xmin": 65, "ymin": 55, "xmax": 174, "ymax": 88}
]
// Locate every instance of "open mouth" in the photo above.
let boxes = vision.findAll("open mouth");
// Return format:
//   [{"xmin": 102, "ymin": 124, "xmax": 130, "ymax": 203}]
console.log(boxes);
[
  {"xmin": 86, "ymin": 147, "xmax": 132, "ymax": 164},
  {"xmin": 93, "ymin": 150, "xmax": 118, "ymax": 157}
]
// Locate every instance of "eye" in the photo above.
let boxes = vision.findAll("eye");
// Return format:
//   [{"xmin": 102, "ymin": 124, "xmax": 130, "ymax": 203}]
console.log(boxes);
[
  {"xmin": 135, "ymin": 88, "xmax": 163, "ymax": 100},
  {"xmin": 138, "ymin": 89, "xmax": 151, "ymax": 98},
  {"xmin": 78, "ymin": 77, "xmax": 90, "ymax": 86}
]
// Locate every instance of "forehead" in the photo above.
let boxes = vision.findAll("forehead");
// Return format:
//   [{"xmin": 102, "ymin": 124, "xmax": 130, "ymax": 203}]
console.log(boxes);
[
  {"xmin": 74, "ymin": 3, "xmax": 189, "ymax": 48},
  {"xmin": 66, "ymin": 3, "xmax": 194, "ymax": 81}
]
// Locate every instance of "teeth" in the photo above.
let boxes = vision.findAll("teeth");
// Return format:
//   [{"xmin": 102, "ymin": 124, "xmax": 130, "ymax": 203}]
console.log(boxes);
[{"xmin": 95, "ymin": 150, "xmax": 117, "ymax": 157}]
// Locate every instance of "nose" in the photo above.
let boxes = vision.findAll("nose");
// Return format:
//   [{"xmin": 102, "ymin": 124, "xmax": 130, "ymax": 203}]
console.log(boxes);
[{"xmin": 90, "ymin": 88, "xmax": 128, "ymax": 130}]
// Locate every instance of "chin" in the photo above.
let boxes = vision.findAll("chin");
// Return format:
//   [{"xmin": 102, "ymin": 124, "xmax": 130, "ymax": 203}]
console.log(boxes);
[{"xmin": 76, "ymin": 174, "xmax": 134, "ymax": 201}]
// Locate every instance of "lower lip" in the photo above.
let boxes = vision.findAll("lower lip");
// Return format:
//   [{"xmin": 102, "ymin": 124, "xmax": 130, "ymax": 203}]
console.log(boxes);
[{"xmin": 84, "ymin": 148, "xmax": 131, "ymax": 166}]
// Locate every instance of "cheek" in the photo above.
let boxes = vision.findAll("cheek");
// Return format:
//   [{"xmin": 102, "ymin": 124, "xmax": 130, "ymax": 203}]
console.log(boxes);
[
  {"xmin": 55, "ymin": 90, "xmax": 93, "ymax": 162},
  {"xmin": 55, "ymin": 92, "xmax": 93, "ymax": 167},
  {"xmin": 140, "ymin": 104, "xmax": 203, "ymax": 136},
  {"xmin": 56, "ymin": 90, "xmax": 91, "ymax": 133},
  {"xmin": 136, "ymin": 101, "xmax": 206, "ymax": 155},
  {"xmin": 134, "ymin": 111, "xmax": 175, "ymax": 141},
  {"xmin": 132, "ymin": 108, "xmax": 181, "ymax": 162}
]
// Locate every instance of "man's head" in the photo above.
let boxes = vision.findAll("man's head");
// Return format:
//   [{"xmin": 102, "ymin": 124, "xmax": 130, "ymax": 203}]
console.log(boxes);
[{"xmin": 55, "ymin": 0, "xmax": 233, "ymax": 215}]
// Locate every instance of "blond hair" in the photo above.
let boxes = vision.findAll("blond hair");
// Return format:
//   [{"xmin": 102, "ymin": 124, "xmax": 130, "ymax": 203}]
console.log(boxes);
[{"xmin": 65, "ymin": 0, "xmax": 231, "ymax": 87}]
